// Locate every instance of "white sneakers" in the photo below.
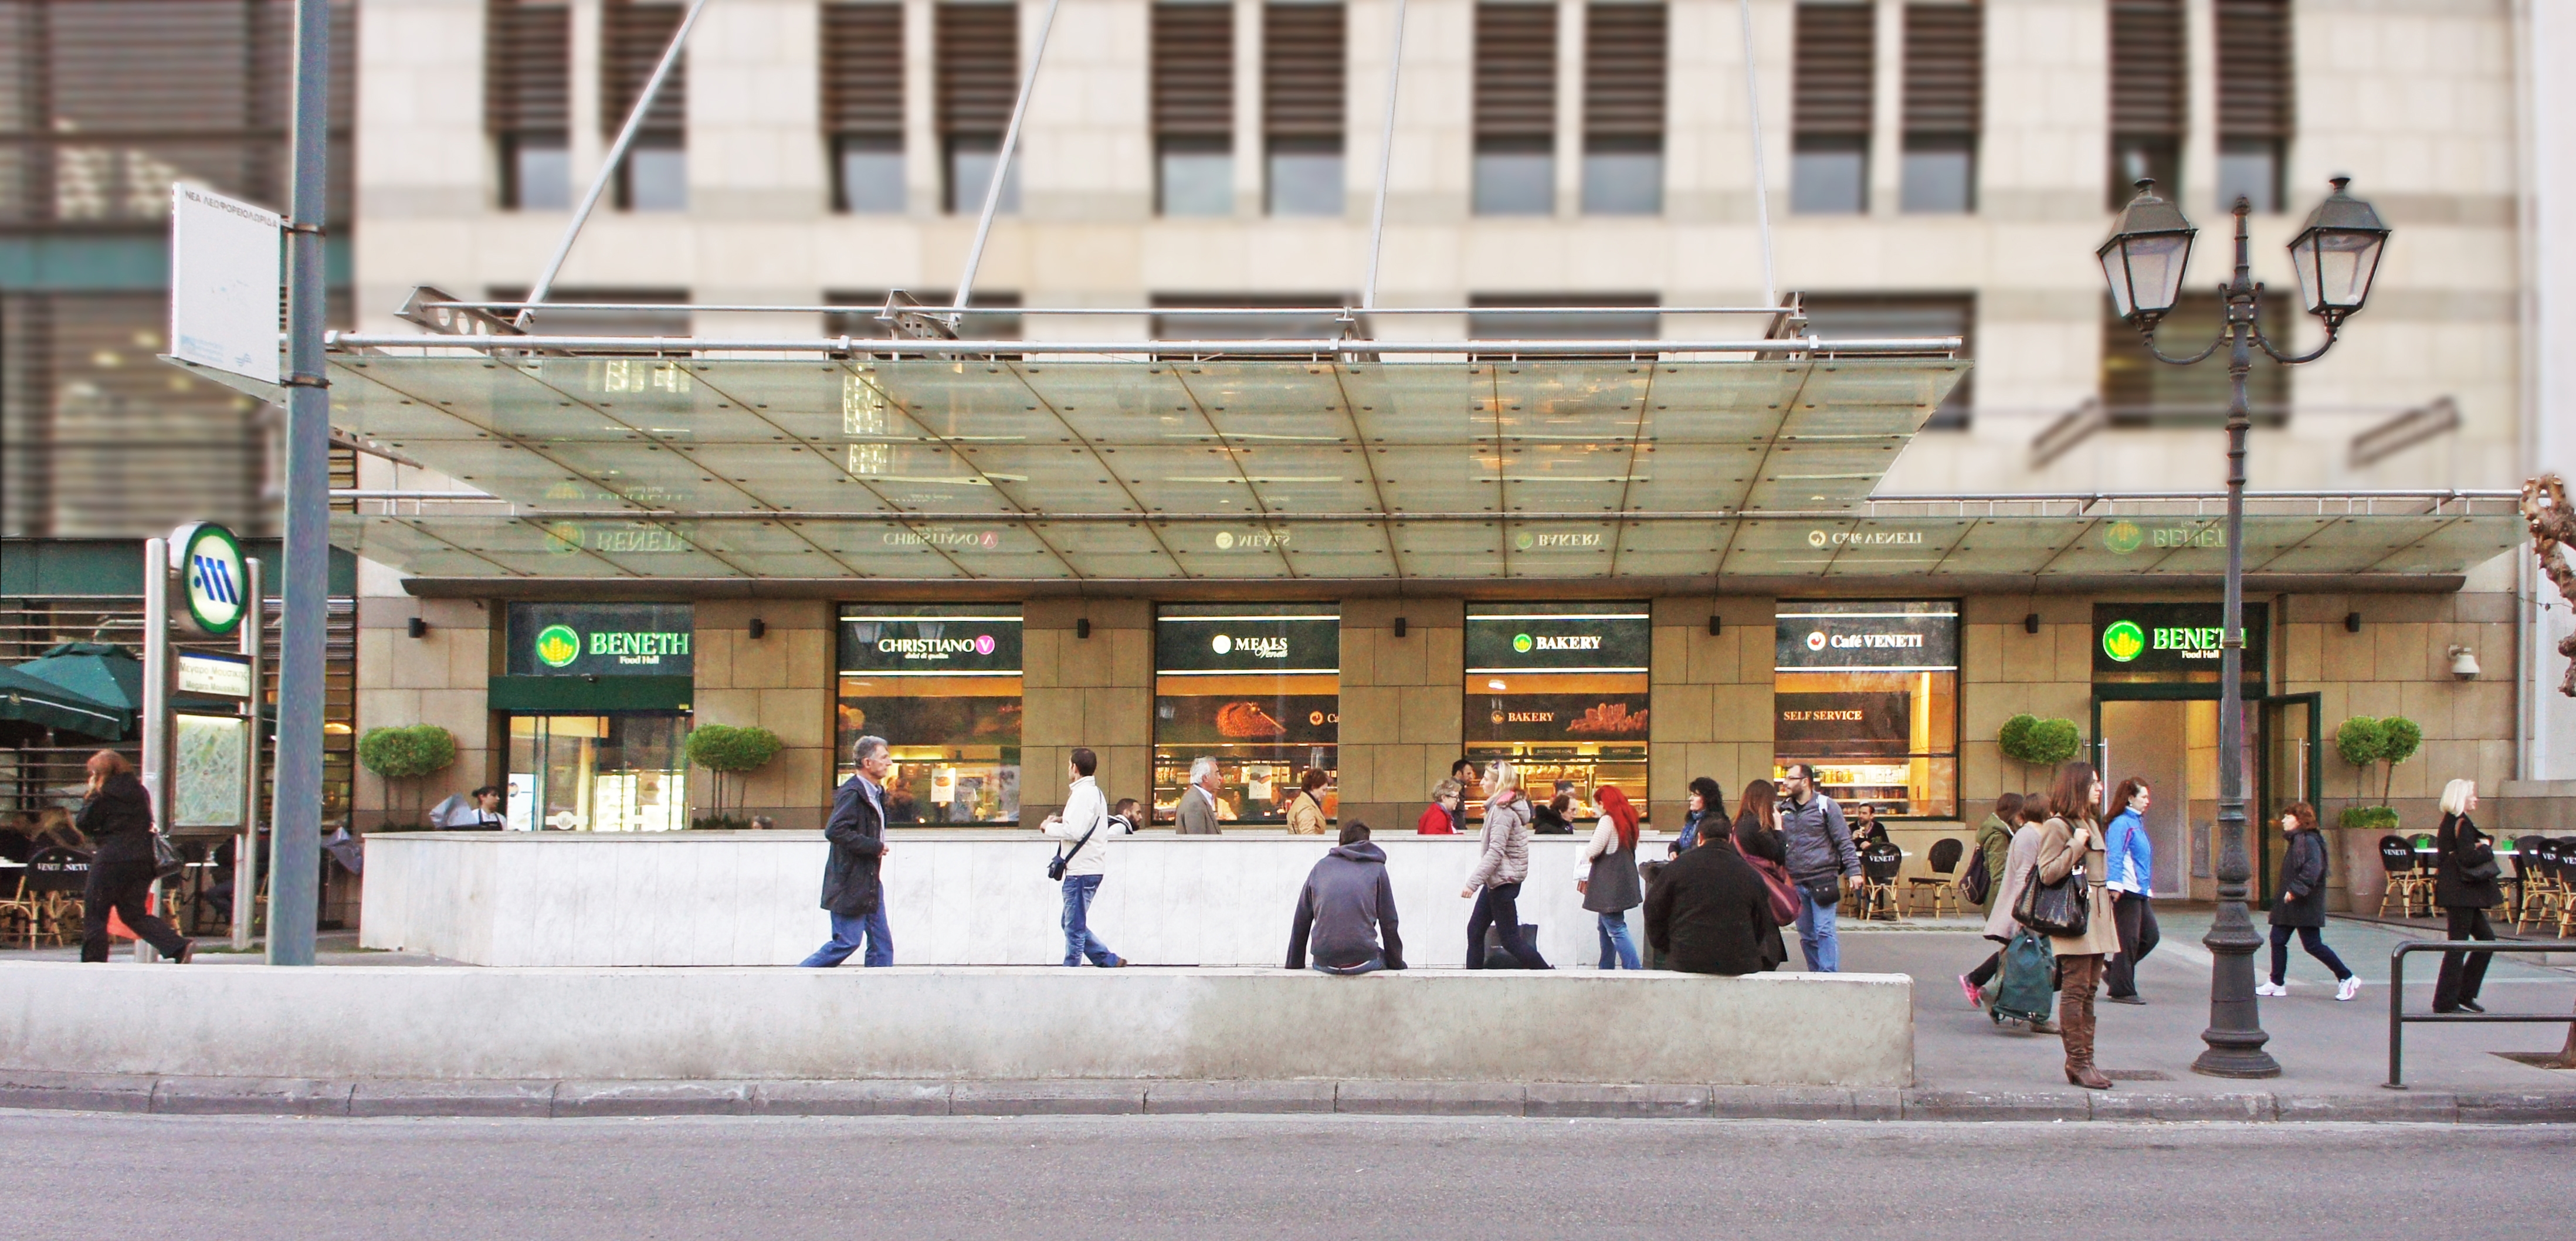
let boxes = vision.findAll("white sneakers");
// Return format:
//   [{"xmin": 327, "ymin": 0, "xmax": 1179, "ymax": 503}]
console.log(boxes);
[
  {"xmin": 2336, "ymin": 976, "xmax": 2363, "ymax": 1002},
  {"xmin": 2255, "ymin": 980, "xmax": 2287, "ymax": 996}
]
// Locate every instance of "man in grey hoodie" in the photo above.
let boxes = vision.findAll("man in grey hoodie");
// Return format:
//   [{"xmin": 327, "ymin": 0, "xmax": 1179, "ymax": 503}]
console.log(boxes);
[{"xmin": 1286, "ymin": 821, "xmax": 1406, "ymax": 974}]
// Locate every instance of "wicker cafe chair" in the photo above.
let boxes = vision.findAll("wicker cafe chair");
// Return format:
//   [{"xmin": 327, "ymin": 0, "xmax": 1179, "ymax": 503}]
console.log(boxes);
[
  {"xmin": 0, "ymin": 866, "xmax": 39, "ymax": 950},
  {"xmin": 1856, "ymin": 840, "xmax": 1906, "ymax": 921},
  {"xmin": 2509, "ymin": 837, "xmax": 2557, "ymax": 932},
  {"xmin": 1905, "ymin": 836, "xmax": 1967, "ymax": 918},
  {"xmin": 23, "ymin": 847, "xmax": 90, "ymax": 948}
]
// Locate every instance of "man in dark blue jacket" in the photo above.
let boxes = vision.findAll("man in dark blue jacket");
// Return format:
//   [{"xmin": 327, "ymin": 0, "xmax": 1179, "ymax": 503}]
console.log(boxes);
[
  {"xmin": 1286, "ymin": 822, "xmax": 1405, "ymax": 974},
  {"xmin": 801, "ymin": 734, "xmax": 893, "ymax": 967}
]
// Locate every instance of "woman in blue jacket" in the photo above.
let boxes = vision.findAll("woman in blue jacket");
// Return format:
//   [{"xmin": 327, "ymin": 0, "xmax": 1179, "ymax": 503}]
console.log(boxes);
[{"xmin": 2102, "ymin": 777, "xmax": 2158, "ymax": 1004}]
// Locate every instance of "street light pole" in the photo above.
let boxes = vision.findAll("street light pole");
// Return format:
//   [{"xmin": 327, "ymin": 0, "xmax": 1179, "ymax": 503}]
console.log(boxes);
[
  {"xmin": 2196, "ymin": 197, "xmax": 2278, "ymax": 1077},
  {"xmin": 2099, "ymin": 178, "xmax": 2388, "ymax": 1077}
]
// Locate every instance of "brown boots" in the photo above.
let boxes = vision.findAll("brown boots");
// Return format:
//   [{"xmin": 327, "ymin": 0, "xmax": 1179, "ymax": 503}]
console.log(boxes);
[{"xmin": 2060, "ymin": 954, "xmax": 2112, "ymax": 1090}]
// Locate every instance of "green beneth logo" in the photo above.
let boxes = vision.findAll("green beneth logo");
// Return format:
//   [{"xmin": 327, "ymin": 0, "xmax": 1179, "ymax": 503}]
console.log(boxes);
[
  {"xmin": 2102, "ymin": 619, "xmax": 2146, "ymax": 663},
  {"xmin": 1512, "ymin": 633, "xmax": 1534, "ymax": 653},
  {"xmin": 2103, "ymin": 520, "xmax": 2144, "ymax": 555},
  {"xmin": 535, "ymin": 623, "xmax": 582, "ymax": 668}
]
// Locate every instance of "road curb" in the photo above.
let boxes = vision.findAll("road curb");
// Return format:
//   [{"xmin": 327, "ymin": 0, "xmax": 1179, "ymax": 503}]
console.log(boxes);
[{"xmin": 2, "ymin": 1072, "xmax": 2571, "ymax": 1123}]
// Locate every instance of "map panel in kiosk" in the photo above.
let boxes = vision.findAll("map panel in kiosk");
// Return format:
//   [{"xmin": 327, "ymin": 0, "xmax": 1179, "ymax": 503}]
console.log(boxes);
[{"xmin": 837, "ymin": 605, "xmax": 1023, "ymax": 825}]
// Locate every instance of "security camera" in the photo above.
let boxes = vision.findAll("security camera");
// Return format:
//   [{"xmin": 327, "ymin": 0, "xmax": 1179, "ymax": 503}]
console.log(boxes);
[{"xmin": 2447, "ymin": 645, "xmax": 2479, "ymax": 680}]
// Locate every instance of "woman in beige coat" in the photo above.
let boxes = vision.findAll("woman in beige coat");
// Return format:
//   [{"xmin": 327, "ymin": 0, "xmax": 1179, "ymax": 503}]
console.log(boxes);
[
  {"xmin": 1285, "ymin": 768, "xmax": 1331, "ymax": 835},
  {"xmin": 1970, "ymin": 792, "xmax": 2055, "ymax": 1032},
  {"xmin": 2033, "ymin": 761, "xmax": 2120, "ymax": 1089}
]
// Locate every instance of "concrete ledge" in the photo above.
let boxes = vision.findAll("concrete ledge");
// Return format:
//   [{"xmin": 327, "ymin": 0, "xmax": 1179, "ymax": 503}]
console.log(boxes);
[
  {"xmin": 0, "ymin": 962, "xmax": 1911, "ymax": 1089},
  {"xmin": 0, "ymin": 1072, "xmax": 2570, "ymax": 1123}
]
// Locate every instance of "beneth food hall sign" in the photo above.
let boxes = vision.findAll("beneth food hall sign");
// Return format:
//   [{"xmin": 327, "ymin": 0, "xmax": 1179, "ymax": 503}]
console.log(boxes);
[
  {"xmin": 2092, "ymin": 602, "xmax": 2267, "ymax": 677},
  {"xmin": 506, "ymin": 602, "xmax": 695, "ymax": 677}
]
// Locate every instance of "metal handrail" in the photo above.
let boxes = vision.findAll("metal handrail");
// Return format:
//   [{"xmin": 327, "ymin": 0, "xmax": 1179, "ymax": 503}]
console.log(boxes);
[
  {"xmin": 406, "ymin": 301, "xmax": 1801, "ymax": 318},
  {"xmin": 326, "ymin": 333, "xmax": 1958, "ymax": 357},
  {"xmin": 2385, "ymin": 939, "xmax": 2576, "ymax": 1089}
]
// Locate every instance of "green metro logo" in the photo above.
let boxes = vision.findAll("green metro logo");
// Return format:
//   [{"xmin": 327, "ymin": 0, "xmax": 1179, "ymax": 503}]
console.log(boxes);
[{"xmin": 2101, "ymin": 619, "xmax": 2145, "ymax": 663}]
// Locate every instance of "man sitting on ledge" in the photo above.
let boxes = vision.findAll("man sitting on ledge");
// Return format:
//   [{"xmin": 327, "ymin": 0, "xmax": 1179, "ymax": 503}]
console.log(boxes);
[
  {"xmin": 1286, "ymin": 821, "xmax": 1406, "ymax": 975},
  {"xmin": 1643, "ymin": 828, "xmax": 1782, "ymax": 976}
]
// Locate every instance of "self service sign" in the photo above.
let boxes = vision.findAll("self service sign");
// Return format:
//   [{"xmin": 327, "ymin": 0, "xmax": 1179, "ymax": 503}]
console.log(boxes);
[{"xmin": 507, "ymin": 603, "xmax": 694, "ymax": 677}]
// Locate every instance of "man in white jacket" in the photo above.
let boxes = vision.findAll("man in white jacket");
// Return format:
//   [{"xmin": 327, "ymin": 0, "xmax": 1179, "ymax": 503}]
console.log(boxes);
[{"xmin": 1041, "ymin": 747, "xmax": 1128, "ymax": 967}]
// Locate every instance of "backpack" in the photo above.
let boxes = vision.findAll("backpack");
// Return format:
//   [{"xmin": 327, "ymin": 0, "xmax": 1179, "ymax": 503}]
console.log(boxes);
[
  {"xmin": 1959, "ymin": 845, "xmax": 1993, "ymax": 906},
  {"xmin": 1987, "ymin": 929, "xmax": 2055, "ymax": 1026}
]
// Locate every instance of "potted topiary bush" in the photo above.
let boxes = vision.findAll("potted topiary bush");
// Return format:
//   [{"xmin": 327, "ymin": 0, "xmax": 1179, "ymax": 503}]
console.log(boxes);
[
  {"xmin": 1998, "ymin": 713, "xmax": 2083, "ymax": 792},
  {"xmin": 355, "ymin": 723, "xmax": 458, "ymax": 830},
  {"xmin": 686, "ymin": 723, "xmax": 784, "ymax": 829},
  {"xmin": 2333, "ymin": 714, "xmax": 2421, "ymax": 830}
]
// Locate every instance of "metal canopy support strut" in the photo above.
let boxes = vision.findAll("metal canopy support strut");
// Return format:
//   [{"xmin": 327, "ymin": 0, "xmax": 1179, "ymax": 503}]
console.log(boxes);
[
  {"xmin": 953, "ymin": 0, "xmax": 1066, "ymax": 318},
  {"xmin": 272, "ymin": 0, "xmax": 331, "ymax": 965},
  {"xmin": 518, "ymin": 0, "xmax": 714, "ymax": 325},
  {"xmin": 1737, "ymin": 0, "xmax": 1777, "ymax": 308},
  {"xmin": 1361, "ymin": 0, "xmax": 1410, "ymax": 312}
]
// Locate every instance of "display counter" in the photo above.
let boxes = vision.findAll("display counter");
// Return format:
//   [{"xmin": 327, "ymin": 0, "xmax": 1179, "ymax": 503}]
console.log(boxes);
[{"xmin": 360, "ymin": 829, "xmax": 1674, "ymax": 969}]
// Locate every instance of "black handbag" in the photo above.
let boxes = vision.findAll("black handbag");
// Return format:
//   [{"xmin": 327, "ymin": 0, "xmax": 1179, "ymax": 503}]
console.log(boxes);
[
  {"xmin": 151, "ymin": 830, "xmax": 186, "ymax": 881},
  {"xmin": 2014, "ymin": 860, "xmax": 2091, "ymax": 937},
  {"xmin": 1802, "ymin": 877, "xmax": 1843, "ymax": 911},
  {"xmin": 1046, "ymin": 816, "xmax": 1103, "ymax": 881}
]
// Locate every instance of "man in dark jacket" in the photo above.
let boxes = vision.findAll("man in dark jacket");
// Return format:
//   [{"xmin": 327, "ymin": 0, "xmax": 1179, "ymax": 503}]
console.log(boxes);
[
  {"xmin": 1643, "ymin": 833, "xmax": 1779, "ymax": 975},
  {"xmin": 1286, "ymin": 822, "xmax": 1405, "ymax": 974},
  {"xmin": 801, "ymin": 735, "xmax": 893, "ymax": 967}
]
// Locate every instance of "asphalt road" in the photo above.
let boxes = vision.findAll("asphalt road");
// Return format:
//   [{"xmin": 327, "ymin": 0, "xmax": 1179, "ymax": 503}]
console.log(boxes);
[{"xmin": 5, "ymin": 1111, "xmax": 2568, "ymax": 1239}]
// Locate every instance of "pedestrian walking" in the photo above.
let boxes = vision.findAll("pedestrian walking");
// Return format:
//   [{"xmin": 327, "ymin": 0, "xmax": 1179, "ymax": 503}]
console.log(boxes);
[
  {"xmin": 1673, "ymin": 777, "xmax": 1727, "ymax": 852},
  {"xmin": 1286, "ymin": 820, "xmax": 1405, "ymax": 974},
  {"xmin": 2102, "ymin": 777, "xmax": 2160, "ymax": 1005},
  {"xmin": 1958, "ymin": 792, "xmax": 2025, "ymax": 1006},
  {"xmin": 1964, "ymin": 793, "xmax": 2056, "ymax": 1032},
  {"xmin": 1730, "ymin": 778, "xmax": 1792, "ymax": 970},
  {"xmin": 1041, "ymin": 748, "xmax": 1128, "ymax": 967},
  {"xmin": 2259, "ymin": 801, "xmax": 2359, "ymax": 1000},
  {"xmin": 801, "ymin": 735, "xmax": 895, "ymax": 967},
  {"xmin": 1577, "ymin": 785, "xmax": 1646, "ymax": 968},
  {"xmin": 1462, "ymin": 761, "xmax": 1548, "ymax": 969},
  {"xmin": 74, "ymin": 750, "xmax": 192, "ymax": 964},
  {"xmin": 2034, "ymin": 762, "xmax": 2119, "ymax": 1090},
  {"xmin": 1777, "ymin": 762, "xmax": 1859, "ymax": 972},
  {"xmin": 1642, "ymin": 818, "xmax": 1781, "ymax": 975},
  {"xmin": 1177, "ymin": 757, "xmax": 1223, "ymax": 834},
  {"xmin": 1285, "ymin": 768, "xmax": 1331, "ymax": 835},
  {"xmin": 2431, "ymin": 779, "xmax": 2500, "ymax": 1013},
  {"xmin": 1417, "ymin": 778, "xmax": 1462, "ymax": 835}
]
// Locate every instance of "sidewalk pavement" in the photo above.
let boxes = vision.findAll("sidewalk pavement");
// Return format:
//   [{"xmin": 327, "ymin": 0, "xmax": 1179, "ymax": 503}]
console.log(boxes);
[{"xmin": 5, "ymin": 914, "xmax": 2570, "ymax": 1123}]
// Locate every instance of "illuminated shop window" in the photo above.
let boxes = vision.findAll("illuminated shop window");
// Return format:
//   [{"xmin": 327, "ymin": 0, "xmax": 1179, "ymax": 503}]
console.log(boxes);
[
  {"xmin": 837, "ymin": 605, "xmax": 1023, "ymax": 824},
  {"xmin": 1152, "ymin": 604, "xmax": 1339, "ymax": 826},
  {"xmin": 1774, "ymin": 600, "xmax": 1960, "ymax": 819},
  {"xmin": 1462, "ymin": 602, "xmax": 1652, "ymax": 825}
]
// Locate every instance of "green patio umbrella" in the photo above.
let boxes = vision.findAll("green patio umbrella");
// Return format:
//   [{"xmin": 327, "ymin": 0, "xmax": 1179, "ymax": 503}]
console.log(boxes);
[
  {"xmin": 12, "ymin": 641, "xmax": 143, "ymax": 718},
  {"xmin": 0, "ymin": 664, "xmax": 130, "ymax": 737}
]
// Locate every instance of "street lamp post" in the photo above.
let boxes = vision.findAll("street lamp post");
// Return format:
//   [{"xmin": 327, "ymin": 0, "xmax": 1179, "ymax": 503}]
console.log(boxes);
[{"xmin": 2098, "ymin": 178, "xmax": 2391, "ymax": 1079}]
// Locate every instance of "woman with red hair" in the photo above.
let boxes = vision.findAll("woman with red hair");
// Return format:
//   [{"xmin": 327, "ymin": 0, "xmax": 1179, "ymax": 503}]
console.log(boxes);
[{"xmin": 1577, "ymin": 786, "xmax": 1646, "ymax": 969}]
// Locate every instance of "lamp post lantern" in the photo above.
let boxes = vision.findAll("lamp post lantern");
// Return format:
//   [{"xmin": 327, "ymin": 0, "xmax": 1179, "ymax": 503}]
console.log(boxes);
[{"xmin": 2099, "ymin": 177, "xmax": 2389, "ymax": 1079}]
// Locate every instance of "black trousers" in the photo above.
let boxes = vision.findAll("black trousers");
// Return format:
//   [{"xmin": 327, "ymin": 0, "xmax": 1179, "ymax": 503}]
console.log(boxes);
[
  {"xmin": 2104, "ymin": 892, "xmax": 2160, "ymax": 998},
  {"xmin": 2267, "ymin": 924, "xmax": 2351, "ymax": 984},
  {"xmin": 1967, "ymin": 951, "xmax": 2001, "ymax": 987},
  {"xmin": 1465, "ymin": 881, "xmax": 1549, "ymax": 969},
  {"xmin": 81, "ymin": 856, "xmax": 190, "ymax": 962},
  {"xmin": 2432, "ymin": 906, "xmax": 2494, "ymax": 1010}
]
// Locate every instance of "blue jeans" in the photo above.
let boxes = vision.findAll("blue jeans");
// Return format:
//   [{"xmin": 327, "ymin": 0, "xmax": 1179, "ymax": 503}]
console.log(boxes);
[
  {"xmin": 800, "ymin": 904, "xmax": 893, "ymax": 968},
  {"xmin": 1794, "ymin": 883, "xmax": 1841, "ymax": 972},
  {"xmin": 1596, "ymin": 910, "xmax": 1642, "ymax": 970},
  {"xmin": 1060, "ymin": 873, "xmax": 1118, "ymax": 967}
]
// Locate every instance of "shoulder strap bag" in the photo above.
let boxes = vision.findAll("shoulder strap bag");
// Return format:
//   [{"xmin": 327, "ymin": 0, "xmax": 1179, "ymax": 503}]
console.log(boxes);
[
  {"xmin": 151, "ymin": 828, "xmax": 187, "ymax": 881},
  {"xmin": 1747, "ymin": 855, "xmax": 1801, "ymax": 926},
  {"xmin": 1047, "ymin": 815, "xmax": 1104, "ymax": 881},
  {"xmin": 2013, "ymin": 847, "xmax": 2091, "ymax": 938}
]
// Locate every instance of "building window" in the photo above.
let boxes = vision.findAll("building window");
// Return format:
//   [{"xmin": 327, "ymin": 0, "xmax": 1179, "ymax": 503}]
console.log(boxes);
[
  {"xmin": 823, "ymin": 2, "xmax": 906, "ymax": 213},
  {"xmin": 2215, "ymin": 0, "xmax": 2292, "ymax": 213},
  {"xmin": 1792, "ymin": 1, "xmax": 1873, "ymax": 215},
  {"xmin": 602, "ymin": 0, "xmax": 688, "ymax": 211},
  {"xmin": 1466, "ymin": 293, "xmax": 1658, "ymax": 357},
  {"xmin": 1463, "ymin": 603, "xmax": 1651, "ymax": 826},
  {"xmin": 1899, "ymin": 2, "xmax": 1978, "ymax": 213},
  {"xmin": 938, "ymin": 1, "xmax": 1019, "ymax": 213},
  {"xmin": 1582, "ymin": 2, "xmax": 1665, "ymax": 215},
  {"xmin": 1264, "ymin": 2, "xmax": 1345, "ymax": 216},
  {"xmin": 1153, "ymin": 605, "xmax": 1339, "ymax": 827},
  {"xmin": 825, "ymin": 289, "xmax": 1025, "ymax": 345},
  {"xmin": 2107, "ymin": 0, "xmax": 2184, "ymax": 210},
  {"xmin": 489, "ymin": 0, "xmax": 572, "ymax": 209},
  {"xmin": 1154, "ymin": 2, "xmax": 1234, "ymax": 216},
  {"xmin": 1151, "ymin": 294, "xmax": 1350, "ymax": 352},
  {"xmin": 490, "ymin": 286, "xmax": 690, "ymax": 352},
  {"xmin": 1774, "ymin": 601, "xmax": 1959, "ymax": 820},
  {"xmin": 1798, "ymin": 294, "xmax": 1974, "ymax": 429},
  {"xmin": 2101, "ymin": 293, "xmax": 2288, "ymax": 425},
  {"xmin": 1474, "ymin": 2, "xmax": 1555, "ymax": 216},
  {"xmin": 838, "ymin": 606, "xmax": 1023, "ymax": 824}
]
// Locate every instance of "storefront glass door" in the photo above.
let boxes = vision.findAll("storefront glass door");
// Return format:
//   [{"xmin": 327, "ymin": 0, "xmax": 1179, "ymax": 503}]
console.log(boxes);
[
  {"xmin": 506, "ymin": 713, "xmax": 690, "ymax": 832},
  {"xmin": 2258, "ymin": 693, "xmax": 2321, "ymax": 907}
]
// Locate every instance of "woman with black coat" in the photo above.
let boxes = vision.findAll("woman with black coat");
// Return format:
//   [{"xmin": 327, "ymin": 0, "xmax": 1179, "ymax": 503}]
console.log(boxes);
[
  {"xmin": 2258, "ymin": 802, "xmax": 2357, "ymax": 1001},
  {"xmin": 75, "ymin": 750, "xmax": 192, "ymax": 964},
  {"xmin": 2431, "ymin": 779, "xmax": 2500, "ymax": 1013}
]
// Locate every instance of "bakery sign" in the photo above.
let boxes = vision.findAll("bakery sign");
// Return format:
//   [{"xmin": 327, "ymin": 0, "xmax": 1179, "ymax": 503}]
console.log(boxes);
[{"xmin": 1465, "ymin": 608, "xmax": 1650, "ymax": 672}]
